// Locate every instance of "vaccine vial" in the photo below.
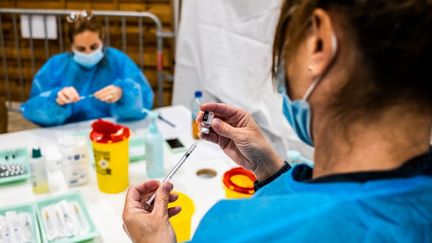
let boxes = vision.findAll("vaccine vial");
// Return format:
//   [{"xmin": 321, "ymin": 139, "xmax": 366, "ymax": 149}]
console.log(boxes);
[{"xmin": 200, "ymin": 111, "xmax": 214, "ymax": 134}]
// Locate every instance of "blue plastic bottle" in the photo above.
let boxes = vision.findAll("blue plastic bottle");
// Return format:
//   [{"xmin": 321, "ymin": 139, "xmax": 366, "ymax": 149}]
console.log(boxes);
[
  {"xmin": 191, "ymin": 90, "xmax": 203, "ymax": 139},
  {"xmin": 145, "ymin": 111, "xmax": 164, "ymax": 178}
]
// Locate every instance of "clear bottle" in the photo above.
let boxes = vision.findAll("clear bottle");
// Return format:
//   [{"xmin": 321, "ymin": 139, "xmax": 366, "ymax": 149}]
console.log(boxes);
[
  {"xmin": 30, "ymin": 147, "xmax": 49, "ymax": 194},
  {"xmin": 58, "ymin": 136, "xmax": 90, "ymax": 187},
  {"xmin": 145, "ymin": 111, "xmax": 164, "ymax": 178},
  {"xmin": 191, "ymin": 90, "xmax": 203, "ymax": 139}
]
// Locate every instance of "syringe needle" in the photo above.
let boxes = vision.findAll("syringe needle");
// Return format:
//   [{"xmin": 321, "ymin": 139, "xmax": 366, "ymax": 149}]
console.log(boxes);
[{"xmin": 145, "ymin": 142, "xmax": 198, "ymax": 206}]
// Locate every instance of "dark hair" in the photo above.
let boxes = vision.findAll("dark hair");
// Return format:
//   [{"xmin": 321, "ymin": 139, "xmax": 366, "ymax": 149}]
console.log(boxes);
[
  {"xmin": 273, "ymin": 0, "xmax": 432, "ymax": 123},
  {"xmin": 67, "ymin": 10, "xmax": 104, "ymax": 43}
]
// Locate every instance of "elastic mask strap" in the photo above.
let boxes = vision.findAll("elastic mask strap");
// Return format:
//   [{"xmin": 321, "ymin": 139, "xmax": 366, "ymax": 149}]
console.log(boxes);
[{"xmin": 302, "ymin": 34, "xmax": 338, "ymax": 101}]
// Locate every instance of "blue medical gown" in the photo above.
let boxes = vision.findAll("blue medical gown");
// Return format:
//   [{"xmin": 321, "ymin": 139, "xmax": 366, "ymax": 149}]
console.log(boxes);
[
  {"xmin": 192, "ymin": 165, "xmax": 432, "ymax": 242},
  {"xmin": 21, "ymin": 47, "xmax": 154, "ymax": 126}
]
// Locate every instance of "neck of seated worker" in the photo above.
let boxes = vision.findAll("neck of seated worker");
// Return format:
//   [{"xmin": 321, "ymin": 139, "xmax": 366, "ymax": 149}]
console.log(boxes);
[{"xmin": 312, "ymin": 102, "xmax": 431, "ymax": 179}]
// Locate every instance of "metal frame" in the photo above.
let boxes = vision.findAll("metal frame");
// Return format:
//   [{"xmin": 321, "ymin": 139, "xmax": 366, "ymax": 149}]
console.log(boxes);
[{"xmin": 0, "ymin": 8, "xmax": 175, "ymax": 108}]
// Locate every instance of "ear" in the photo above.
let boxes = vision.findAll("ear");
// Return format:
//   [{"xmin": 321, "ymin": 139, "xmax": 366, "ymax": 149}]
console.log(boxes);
[{"xmin": 305, "ymin": 9, "xmax": 337, "ymax": 79}]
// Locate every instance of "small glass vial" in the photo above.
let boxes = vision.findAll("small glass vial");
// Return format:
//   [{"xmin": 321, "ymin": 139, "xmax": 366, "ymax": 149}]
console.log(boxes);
[{"xmin": 200, "ymin": 111, "xmax": 214, "ymax": 134}]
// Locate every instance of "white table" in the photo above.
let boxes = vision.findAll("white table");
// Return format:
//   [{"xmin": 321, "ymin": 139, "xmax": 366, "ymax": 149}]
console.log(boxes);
[{"xmin": 0, "ymin": 105, "xmax": 236, "ymax": 243}]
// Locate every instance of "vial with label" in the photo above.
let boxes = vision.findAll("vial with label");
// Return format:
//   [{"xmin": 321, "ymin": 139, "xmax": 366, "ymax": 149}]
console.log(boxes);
[
  {"xmin": 200, "ymin": 111, "xmax": 214, "ymax": 134},
  {"xmin": 30, "ymin": 147, "xmax": 49, "ymax": 194}
]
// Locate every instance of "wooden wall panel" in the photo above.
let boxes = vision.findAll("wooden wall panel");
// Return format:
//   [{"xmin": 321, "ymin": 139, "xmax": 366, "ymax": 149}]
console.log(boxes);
[{"xmin": 0, "ymin": 0, "xmax": 174, "ymax": 107}]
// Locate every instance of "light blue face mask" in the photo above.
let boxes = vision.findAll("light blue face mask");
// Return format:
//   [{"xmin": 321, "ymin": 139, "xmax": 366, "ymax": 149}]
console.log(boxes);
[
  {"xmin": 278, "ymin": 66, "xmax": 317, "ymax": 146},
  {"xmin": 278, "ymin": 36, "xmax": 338, "ymax": 147},
  {"xmin": 73, "ymin": 46, "xmax": 104, "ymax": 68}
]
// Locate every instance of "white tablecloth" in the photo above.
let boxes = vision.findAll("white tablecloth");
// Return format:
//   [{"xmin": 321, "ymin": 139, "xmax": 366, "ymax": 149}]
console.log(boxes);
[{"xmin": 0, "ymin": 105, "xmax": 236, "ymax": 243}]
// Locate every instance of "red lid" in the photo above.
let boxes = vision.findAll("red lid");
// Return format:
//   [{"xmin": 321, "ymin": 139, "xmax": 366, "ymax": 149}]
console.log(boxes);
[
  {"xmin": 223, "ymin": 167, "xmax": 257, "ymax": 195},
  {"xmin": 89, "ymin": 119, "xmax": 131, "ymax": 143}
]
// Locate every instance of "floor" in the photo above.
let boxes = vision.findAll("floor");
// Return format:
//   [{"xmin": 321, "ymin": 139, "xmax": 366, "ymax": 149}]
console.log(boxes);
[{"xmin": 6, "ymin": 102, "xmax": 39, "ymax": 133}]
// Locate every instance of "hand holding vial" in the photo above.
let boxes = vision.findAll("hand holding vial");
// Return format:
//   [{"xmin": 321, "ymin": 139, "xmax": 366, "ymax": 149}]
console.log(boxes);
[{"xmin": 196, "ymin": 103, "xmax": 285, "ymax": 182}]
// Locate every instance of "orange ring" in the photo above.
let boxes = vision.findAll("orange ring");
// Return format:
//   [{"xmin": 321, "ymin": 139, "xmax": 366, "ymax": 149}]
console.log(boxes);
[{"xmin": 223, "ymin": 167, "xmax": 257, "ymax": 195}]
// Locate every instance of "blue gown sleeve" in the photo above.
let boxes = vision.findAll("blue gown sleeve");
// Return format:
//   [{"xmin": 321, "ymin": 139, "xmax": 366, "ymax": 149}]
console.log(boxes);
[
  {"xmin": 111, "ymin": 51, "xmax": 154, "ymax": 121},
  {"xmin": 20, "ymin": 57, "xmax": 72, "ymax": 126}
]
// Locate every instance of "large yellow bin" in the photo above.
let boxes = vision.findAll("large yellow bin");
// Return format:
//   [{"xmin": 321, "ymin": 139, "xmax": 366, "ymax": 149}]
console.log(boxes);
[
  {"xmin": 223, "ymin": 167, "xmax": 256, "ymax": 199},
  {"xmin": 168, "ymin": 191, "xmax": 195, "ymax": 242},
  {"xmin": 90, "ymin": 119, "xmax": 131, "ymax": 193}
]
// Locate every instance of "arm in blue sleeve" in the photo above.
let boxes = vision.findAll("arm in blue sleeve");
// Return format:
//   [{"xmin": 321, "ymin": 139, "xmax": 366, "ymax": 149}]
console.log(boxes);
[
  {"xmin": 253, "ymin": 163, "xmax": 293, "ymax": 198},
  {"xmin": 111, "ymin": 53, "xmax": 154, "ymax": 121},
  {"xmin": 20, "ymin": 57, "xmax": 72, "ymax": 126}
]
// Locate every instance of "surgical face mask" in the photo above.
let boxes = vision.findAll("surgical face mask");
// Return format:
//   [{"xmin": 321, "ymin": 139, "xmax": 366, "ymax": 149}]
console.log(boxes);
[
  {"xmin": 278, "ymin": 35, "xmax": 338, "ymax": 147},
  {"xmin": 73, "ymin": 45, "xmax": 104, "ymax": 68}
]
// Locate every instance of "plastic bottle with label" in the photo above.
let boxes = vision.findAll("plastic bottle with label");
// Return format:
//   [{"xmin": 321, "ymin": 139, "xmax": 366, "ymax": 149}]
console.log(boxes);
[
  {"xmin": 58, "ymin": 136, "xmax": 90, "ymax": 187},
  {"xmin": 191, "ymin": 90, "xmax": 202, "ymax": 139},
  {"xmin": 30, "ymin": 147, "xmax": 49, "ymax": 194},
  {"xmin": 145, "ymin": 111, "xmax": 164, "ymax": 178}
]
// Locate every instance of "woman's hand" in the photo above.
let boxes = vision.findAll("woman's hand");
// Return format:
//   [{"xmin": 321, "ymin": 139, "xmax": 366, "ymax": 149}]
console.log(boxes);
[
  {"xmin": 197, "ymin": 102, "xmax": 284, "ymax": 181},
  {"xmin": 122, "ymin": 181, "xmax": 181, "ymax": 243},
  {"xmin": 94, "ymin": 85, "xmax": 123, "ymax": 103},
  {"xmin": 56, "ymin": 87, "xmax": 80, "ymax": 105}
]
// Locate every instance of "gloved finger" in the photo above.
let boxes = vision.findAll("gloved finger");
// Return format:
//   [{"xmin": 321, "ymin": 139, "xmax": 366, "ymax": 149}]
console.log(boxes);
[
  {"xmin": 167, "ymin": 207, "xmax": 181, "ymax": 218},
  {"xmin": 153, "ymin": 182, "xmax": 174, "ymax": 217}
]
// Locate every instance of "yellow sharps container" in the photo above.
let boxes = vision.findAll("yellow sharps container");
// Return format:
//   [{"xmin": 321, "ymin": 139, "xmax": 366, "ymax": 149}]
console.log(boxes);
[
  {"xmin": 168, "ymin": 191, "xmax": 195, "ymax": 242},
  {"xmin": 223, "ymin": 167, "xmax": 257, "ymax": 199},
  {"xmin": 90, "ymin": 119, "xmax": 131, "ymax": 193}
]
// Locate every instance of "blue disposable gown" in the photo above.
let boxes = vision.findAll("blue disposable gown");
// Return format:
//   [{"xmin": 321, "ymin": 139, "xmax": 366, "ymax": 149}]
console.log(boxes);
[
  {"xmin": 21, "ymin": 47, "xmax": 154, "ymax": 126},
  {"xmin": 192, "ymin": 164, "xmax": 432, "ymax": 242}
]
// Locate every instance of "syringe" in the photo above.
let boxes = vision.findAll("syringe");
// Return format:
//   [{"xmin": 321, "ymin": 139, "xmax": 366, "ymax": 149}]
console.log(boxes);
[
  {"xmin": 145, "ymin": 142, "xmax": 198, "ymax": 206},
  {"xmin": 78, "ymin": 94, "xmax": 94, "ymax": 101}
]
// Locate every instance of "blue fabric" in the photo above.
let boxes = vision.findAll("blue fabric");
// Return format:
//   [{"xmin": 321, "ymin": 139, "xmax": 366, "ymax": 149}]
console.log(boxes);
[
  {"xmin": 282, "ymin": 94, "xmax": 313, "ymax": 146},
  {"xmin": 192, "ymin": 165, "xmax": 432, "ymax": 242},
  {"xmin": 21, "ymin": 47, "xmax": 153, "ymax": 126},
  {"xmin": 277, "ymin": 60, "xmax": 314, "ymax": 147}
]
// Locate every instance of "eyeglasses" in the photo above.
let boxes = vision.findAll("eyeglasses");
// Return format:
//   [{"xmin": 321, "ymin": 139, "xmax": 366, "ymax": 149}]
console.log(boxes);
[{"xmin": 66, "ymin": 11, "xmax": 93, "ymax": 23}]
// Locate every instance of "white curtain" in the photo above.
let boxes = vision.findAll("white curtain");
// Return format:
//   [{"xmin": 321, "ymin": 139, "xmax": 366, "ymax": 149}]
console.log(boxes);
[{"xmin": 172, "ymin": 0, "xmax": 314, "ymax": 160}]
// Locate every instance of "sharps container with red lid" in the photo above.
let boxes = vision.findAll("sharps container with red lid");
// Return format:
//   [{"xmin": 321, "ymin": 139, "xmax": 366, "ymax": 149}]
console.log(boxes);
[{"xmin": 90, "ymin": 119, "xmax": 130, "ymax": 193}]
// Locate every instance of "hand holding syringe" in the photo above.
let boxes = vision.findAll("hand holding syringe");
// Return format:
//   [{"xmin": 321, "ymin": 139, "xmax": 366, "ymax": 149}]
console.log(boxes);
[{"xmin": 145, "ymin": 142, "xmax": 199, "ymax": 206}]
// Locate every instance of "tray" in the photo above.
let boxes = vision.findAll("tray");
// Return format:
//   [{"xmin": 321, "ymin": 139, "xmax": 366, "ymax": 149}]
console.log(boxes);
[
  {"xmin": 35, "ymin": 191, "xmax": 99, "ymax": 243},
  {"xmin": 0, "ymin": 147, "xmax": 30, "ymax": 184}
]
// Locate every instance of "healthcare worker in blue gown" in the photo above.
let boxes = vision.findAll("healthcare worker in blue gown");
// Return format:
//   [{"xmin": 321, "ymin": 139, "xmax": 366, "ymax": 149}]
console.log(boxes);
[
  {"xmin": 21, "ymin": 11, "xmax": 153, "ymax": 126},
  {"xmin": 122, "ymin": 0, "xmax": 432, "ymax": 242}
]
